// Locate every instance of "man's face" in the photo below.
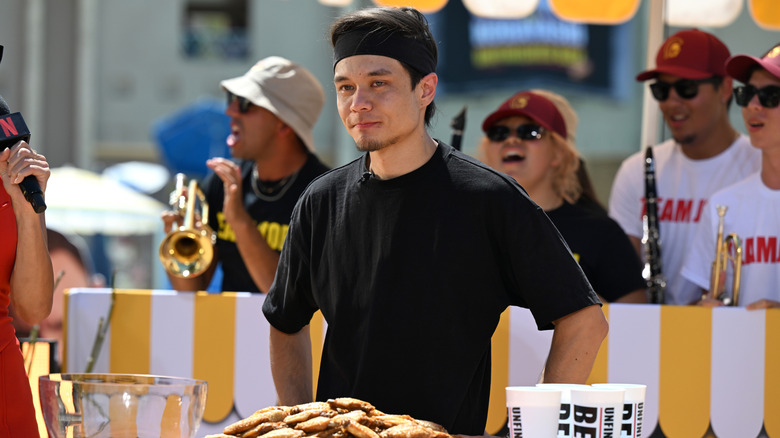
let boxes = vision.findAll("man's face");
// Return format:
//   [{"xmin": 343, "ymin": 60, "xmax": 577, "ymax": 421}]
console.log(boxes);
[
  {"xmin": 741, "ymin": 68, "xmax": 780, "ymax": 152},
  {"xmin": 334, "ymin": 54, "xmax": 432, "ymax": 152},
  {"xmin": 225, "ymin": 97, "xmax": 280, "ymax": 161},
  {"xmin": 655, "ymin": 73, "xmax": 730, "ymax": 149}
]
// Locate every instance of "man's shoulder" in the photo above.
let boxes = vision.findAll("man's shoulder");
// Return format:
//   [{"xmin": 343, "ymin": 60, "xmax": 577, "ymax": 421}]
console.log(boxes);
[
  {"xmin": 439, "ymin": 143, "xmax": 524, "ymax": 190},
  {"xmin": 729, "ymin": 134, "xmax": 762, "ymax": 160},
  {"xmin": 300, "ymin": 157, "xmax": 361, "ymax": 194},
  {"xmin": 710, "ymin": 171, "xmax": 760, "ymax": 201},
  {"xmin": 615, "ymin": 140, "xmax": 677, "ymax": 177}
]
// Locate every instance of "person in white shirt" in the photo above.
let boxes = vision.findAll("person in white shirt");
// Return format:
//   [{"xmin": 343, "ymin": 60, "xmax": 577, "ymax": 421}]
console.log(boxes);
[
  {"xmin": 609, "ymin": 29, "xmax": 761, "ymax": 305},
  {"xmin": 682, "ymin": 43, "xmax": 780, "ymax": 309}
]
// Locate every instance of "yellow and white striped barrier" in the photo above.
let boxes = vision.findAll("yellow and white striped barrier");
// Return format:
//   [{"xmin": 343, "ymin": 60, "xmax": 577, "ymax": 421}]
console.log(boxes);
[{"xmin": 62, "ymin": 289, "xmax": 779, "ymax": 438}]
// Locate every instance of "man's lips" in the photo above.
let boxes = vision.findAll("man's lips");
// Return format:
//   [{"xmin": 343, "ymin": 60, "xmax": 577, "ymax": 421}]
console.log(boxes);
[
  {"xmin": 227, "ymin": 125, "xmax": 240, "ymax": 147},
  {"xmin": 666, "ymin": 113, "xmax": 689, "ymax": 126},
  {"xmin": 352, "ymin": 120, "xmax": 380, "ymax": 129}
]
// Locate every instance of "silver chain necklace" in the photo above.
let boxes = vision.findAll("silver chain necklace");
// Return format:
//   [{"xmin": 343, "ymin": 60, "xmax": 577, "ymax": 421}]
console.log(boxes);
[{"xmin": 251, "ymin": 163, "xmax": 300, "ymax": 202}]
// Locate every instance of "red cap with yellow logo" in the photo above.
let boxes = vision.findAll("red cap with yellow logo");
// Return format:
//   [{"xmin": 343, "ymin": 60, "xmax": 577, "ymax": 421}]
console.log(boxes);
[
  {"xmin": 636, "ymin": 29, "xmax": 731, "ymax": 81},
  {"xmin": 481, "ymin": 91, "xmax": 567, "ymax": 138},
  {"xmin": 725, "ymin": 44, "xmax": 780, "ymax": 83}
]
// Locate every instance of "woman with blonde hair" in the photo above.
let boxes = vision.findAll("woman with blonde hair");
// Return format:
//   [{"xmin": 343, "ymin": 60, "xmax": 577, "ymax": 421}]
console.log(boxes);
[{"xmin": 479, "ymin": 90, "xmax": 646, "ymax": 303}]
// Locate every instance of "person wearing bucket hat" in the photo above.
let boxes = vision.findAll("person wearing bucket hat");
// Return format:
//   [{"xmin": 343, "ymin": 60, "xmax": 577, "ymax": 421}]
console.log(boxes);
[
  {"xmin": 681, "ymin": 44, "xmax": 780, "ymax": 309},
  {"xmin": 263, "ymin": 7, "xmax": 607, "ymax": 435},
  {"xmin": 162, "ymin": 56, "xmax": 330, "ymax": 294},
  {"xmin": 609, "ymin": 29, "xmax": 761, "ymax": 305},
  {"xmin": 478, "ymin": 90, "xmax": 646, "ymax": 304}
]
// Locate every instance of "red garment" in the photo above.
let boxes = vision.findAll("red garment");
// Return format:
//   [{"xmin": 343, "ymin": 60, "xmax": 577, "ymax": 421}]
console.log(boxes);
[{"xmin": 0, "ymin": 184, "xmax": 38, "ymax": 436}]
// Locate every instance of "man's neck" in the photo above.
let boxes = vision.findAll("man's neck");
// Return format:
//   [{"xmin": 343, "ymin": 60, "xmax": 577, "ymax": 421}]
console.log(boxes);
[
  {"xmin": 255, "ymin": 145, "xmax": 308, "ymax": 181},
  {"xmin": 761, "ymin": 149, "xmax": 780, "ymax": 190},
  {"xmin": 367, "ymin": 134, "xmax": 438, "ymax": 180},
  {"xmin": 679, "ymin": 122, "xmax": 739, "ymax": 160}
]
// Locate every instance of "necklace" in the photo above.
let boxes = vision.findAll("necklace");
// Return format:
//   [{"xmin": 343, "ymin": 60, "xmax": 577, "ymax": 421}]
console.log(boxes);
[{"xmin": 251, "ymin": 164, "xmax": 300, "ymax": 202}]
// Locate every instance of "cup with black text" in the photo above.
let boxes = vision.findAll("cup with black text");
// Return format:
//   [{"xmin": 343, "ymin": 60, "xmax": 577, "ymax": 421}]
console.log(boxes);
[
  {"xmin": 592, "ymin": 383, "xmax": 646, "ymax": 438},
  {"xmin": 569, "ymin": 387, "xmax": 624, "ymax": 438},
  {"xmin": 506, "ymin": 386, "xmax": 562, "ymax": 438},
  {"xmin": 536, "ymin": 383, "xmax": 590, "ymax": 437}
]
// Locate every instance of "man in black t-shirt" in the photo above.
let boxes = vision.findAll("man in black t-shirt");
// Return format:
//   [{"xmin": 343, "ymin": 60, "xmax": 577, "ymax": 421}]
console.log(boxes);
[
  {"xmin": 262, "ymin": 7, "xmax": 608, "ymax": 436},
  {"xmin": 162, "ymin": 57, "xmax": 329, "ymax": 293}
]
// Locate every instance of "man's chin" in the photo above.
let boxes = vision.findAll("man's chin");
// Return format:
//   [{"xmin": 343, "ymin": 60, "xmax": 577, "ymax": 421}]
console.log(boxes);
[
  {"xmin": 673, "ymin": 134, "xmax": 696, "ymax": 145},
  {"xmin": 355, "ymin": 138, "xmax": 386, "ymax": 152}
]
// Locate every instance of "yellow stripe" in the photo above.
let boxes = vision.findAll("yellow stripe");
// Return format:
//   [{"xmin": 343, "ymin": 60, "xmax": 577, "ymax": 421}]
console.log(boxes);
[
  {"xmin": 63, "ymin": 288, "xmax": 70, "ymax": 372},
  {"xmin": 24, "ymin": 341, "xmax": 50, "ymax": 437},
  {"xmin": 161, "ymin": 394, "xmax": 183, "ymax": 438},
  {"xmin": 110, "ymin": 290, "xmax": 151, "ymax": 374},
  {"xmin": 310, "ymin": 310, "xmax": 325, "ymax": 399},
  {"xmin": 486, "ymin": 309, "xmax": 510, "ymax": 435},
  {"xmin": 586, "ymin": 303, "xmax": 609, "ymax": 384},
  {"xmin": 765, "ymin": 309, "xmax": 780, "ymax": 436},
  {"xmin": 194, "ymin": 291, "xmax": 235, "ymax": 422},
  {"xmin": 658, "ymin": 306, "xmax": 711, "ymax": 437}
]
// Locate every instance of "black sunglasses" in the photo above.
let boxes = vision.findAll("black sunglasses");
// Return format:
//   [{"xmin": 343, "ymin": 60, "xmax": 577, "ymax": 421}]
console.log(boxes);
[
  {"xmin": 734, "ymin": 84, "xmax": 780, "ymax": 108},
  {"xmin": 649, "ymin": 77, "xmax": 721, "ymax": 101},
  {"xmin": 227, "ymin": 92, "xmax": 252, "ymax": 113},
  {"xmin": 486, "ymin": 124, "xmax": 544, "ymax": 142}
]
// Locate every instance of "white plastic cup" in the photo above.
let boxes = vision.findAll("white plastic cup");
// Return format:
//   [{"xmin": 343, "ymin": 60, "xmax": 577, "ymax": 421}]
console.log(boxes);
[
  {"xmin": 506, "ymin": 386, "xmax": 562, "ymax": 438},
  {"xmin": 592, "ymin": 383, "xmax": 647, "ymax": 438},
  {"xmin": 536, "ymin": 383, "xmax": 590, "ymax": 437},
  {"xmin": 570, "ymin": 387, "xmax": 625, "ymax": 438}
]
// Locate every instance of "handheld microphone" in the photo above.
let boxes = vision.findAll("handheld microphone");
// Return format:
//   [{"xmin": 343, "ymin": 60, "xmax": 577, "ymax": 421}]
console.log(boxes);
[{"xmin": 0, "ymin": 95, "xmax": 47, "ymax": 213}]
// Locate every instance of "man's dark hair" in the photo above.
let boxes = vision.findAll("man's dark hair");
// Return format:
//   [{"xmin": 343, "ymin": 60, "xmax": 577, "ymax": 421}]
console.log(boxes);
[{"xmin": 330, "ymin": 7, "xmax": 438, "ymax": 127}]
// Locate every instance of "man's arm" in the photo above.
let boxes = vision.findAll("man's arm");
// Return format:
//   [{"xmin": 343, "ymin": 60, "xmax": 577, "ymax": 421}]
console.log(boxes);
[
  {"xmin": 542, "ymin": 304, "xmax": 608, "ymax": 383},
  {"xmin": 208, "ymin": 158, "xmax": 280, "ymax": 292},
  {"xmin": 614, "ymin": 288, "xmax": 647, "ymax": 303},
  {"xmin": 269, "ymin": 325, "xmax": 313, "ymax": 405}
]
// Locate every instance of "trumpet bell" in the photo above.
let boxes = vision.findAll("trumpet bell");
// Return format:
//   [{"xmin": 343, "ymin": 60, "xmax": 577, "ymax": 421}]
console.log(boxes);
[{"xmin": 159, "ymin": 228, "xmax": 215, "ymax": 278}]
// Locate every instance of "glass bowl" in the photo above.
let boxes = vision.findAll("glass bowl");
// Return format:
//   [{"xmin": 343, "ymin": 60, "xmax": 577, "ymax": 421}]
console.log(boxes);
[{"xmin": 38, "ymin": 373, "xmax": 207, "ymax": 438}]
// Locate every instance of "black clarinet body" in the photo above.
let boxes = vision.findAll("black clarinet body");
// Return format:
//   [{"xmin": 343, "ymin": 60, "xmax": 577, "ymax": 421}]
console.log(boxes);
[{"xmin": 642, "ymin": 146, "xmax": 666, "ymax": 304}]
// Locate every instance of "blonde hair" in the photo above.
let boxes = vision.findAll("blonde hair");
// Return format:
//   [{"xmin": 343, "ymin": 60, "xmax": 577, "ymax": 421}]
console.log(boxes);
[
  {"xmin": 476, "ymin": 90, "xmax": 582, "ymax": 203},
  {"xmin": 531, "ymin": 89, "xmax": 581, "ymax": 204}
]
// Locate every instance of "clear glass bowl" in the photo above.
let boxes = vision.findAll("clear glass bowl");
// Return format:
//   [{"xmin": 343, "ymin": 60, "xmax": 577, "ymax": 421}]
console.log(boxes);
[{"xmin": 38, "ymin": 373, "xmax": 208, "ymax": 438}]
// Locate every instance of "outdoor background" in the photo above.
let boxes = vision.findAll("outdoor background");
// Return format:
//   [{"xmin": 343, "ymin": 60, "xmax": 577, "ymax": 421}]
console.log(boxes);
[{"xmin": 0, "ymin": 0, "xmax": 778, "ymax": 290}]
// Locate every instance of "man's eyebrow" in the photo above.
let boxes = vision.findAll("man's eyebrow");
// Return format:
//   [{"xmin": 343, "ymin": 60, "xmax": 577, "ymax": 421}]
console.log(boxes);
[{"xmin": 334, "ymin": 68, "xmax": 394, "ymax": 83}]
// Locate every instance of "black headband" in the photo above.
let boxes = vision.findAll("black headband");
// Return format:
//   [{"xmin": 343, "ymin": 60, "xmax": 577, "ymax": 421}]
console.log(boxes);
[{"xmin": 333, "ymin": 30, "xmax": 436, "ymax": 74}]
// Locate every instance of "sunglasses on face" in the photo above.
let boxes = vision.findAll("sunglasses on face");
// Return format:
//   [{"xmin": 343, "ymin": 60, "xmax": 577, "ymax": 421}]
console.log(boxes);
[
  {"xmin": 734, "ymin": 84, "xmax": 780, "ymax": 108},
  {"xmin": 649, "ymin": 77, "xmax": 721, "ymax": 101},
  {"xmin": 227, "ymin": 92, "xmax": 252, "ymax": 113},
  {"xmin": 486, "ymin": 124, "xmax": 544, "ymax": 142}
]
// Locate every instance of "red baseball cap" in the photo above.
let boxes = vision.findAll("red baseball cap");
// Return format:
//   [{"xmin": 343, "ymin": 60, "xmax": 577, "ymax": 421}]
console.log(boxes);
[
  {"xmin": 481, "ymin": 91, "xmax": 567, "ymax": 139},
  {"xmin": 726, "ymin": 44, "xmax": 780, "ymax": 83},
  {"xmin": 636, "ymin": 29, "xmax": 731, "ymax": 81}
]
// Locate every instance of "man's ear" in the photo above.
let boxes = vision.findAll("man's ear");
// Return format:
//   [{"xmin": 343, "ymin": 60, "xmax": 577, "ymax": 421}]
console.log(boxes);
[
  {"xmin": 418, "ymin": 72, "xmax": 438, "ymax": 107},
  {"xmin": 721, "ymin": 75, "xmax": 735, "ymax": 104}
]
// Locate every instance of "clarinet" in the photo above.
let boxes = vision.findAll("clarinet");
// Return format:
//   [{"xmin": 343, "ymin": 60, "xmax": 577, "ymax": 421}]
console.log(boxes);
[
  {"xmin": 642, "ymin": 146, "xmax": 667, "ymax": 304},
  {"xmin": 449, "ymin": 106, "xmax": 467, "ymax": 151}
]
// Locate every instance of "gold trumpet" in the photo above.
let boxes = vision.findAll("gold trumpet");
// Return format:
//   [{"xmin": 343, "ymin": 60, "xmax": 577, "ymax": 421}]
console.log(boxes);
[
  {"xmin": 159, "ymin": 173, "xmax": 216, "ymax": 278},
  {"xmin": 708, "ymin": 205, "xmax": 742, "ymax": 306}
]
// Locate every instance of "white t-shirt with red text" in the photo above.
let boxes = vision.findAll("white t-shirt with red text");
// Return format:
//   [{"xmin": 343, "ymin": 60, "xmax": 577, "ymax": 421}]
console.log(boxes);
[
  {"xmin": 682, "ymin": 172, "xmax": 780, "ymax": 305},
  {"xmin": 609, "ymin": 135, "xmax": 761, "ymax": 305}
]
